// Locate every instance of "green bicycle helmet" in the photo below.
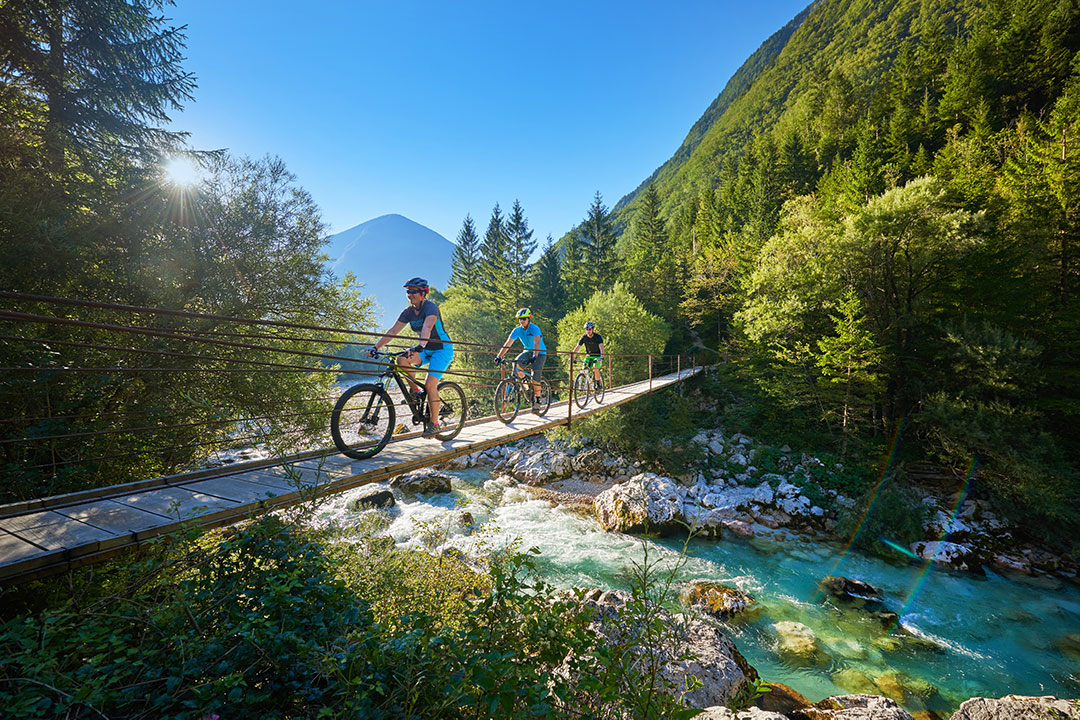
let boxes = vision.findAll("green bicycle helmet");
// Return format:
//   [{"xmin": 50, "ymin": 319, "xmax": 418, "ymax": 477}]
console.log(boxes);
[{"xmin": 515, "ymin": 308, "xmax": 532, "ymax": 319}]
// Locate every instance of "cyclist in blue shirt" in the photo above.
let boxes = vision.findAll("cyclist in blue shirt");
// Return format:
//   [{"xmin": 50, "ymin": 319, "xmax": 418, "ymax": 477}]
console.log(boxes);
[
  {"xmin": 369, "ymin": 277, "xmax": 453, "ymax": 437},
  {"xmin": 495, "ymin": 307, "xmax": 546, "ymax": 412}
]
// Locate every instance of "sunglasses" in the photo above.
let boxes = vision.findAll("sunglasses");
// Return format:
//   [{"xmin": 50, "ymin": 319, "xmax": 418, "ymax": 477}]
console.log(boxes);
[{"xmin": 405, "ymin": 288, "xmax": 423, "ymax": 295}]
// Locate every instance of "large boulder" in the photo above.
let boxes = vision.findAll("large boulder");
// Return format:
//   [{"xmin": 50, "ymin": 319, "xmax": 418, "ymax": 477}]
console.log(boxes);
[
  {"xmin": 790, "ymin": 694, "xmax": 915, "ymax": 720},
  {"xmin": 594, "ymin": 472, "xmax": 683, "ymax": 533},
  {"xmin": 772, "ymin": 621, "xmax": 830, "ymax": 667},
  {"xmin": 506, "ymin": 449, "xmax": 572, "ymax": 485},
  {"xmin": 389, "ymin": 468, "xmax": 453, "ymax": 495},
  {"xmin": 948, "ymin": 695, "xmax": 1080, "ymax": 720},
  {"xmin": 577, "ymin": 589, "xmax": 754, "ymax": 709}
]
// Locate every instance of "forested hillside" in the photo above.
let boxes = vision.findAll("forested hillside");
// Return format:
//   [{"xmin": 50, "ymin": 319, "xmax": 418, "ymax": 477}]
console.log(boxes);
[{"xmin": 448, "ymin": 0, "xmax": 1080, "ymax": 548}]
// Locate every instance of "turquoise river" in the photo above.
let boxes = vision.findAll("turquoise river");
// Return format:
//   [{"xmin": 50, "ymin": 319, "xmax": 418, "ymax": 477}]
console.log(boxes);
[{"xmin": 316, "ymin": 467, "xmax": 1080, "ymax": 716}]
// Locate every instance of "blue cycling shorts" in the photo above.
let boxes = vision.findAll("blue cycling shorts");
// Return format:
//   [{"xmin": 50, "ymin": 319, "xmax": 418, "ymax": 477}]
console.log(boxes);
[{"xmin": 419, "ymin": 346, "xmax": 454, "ymax": 380}]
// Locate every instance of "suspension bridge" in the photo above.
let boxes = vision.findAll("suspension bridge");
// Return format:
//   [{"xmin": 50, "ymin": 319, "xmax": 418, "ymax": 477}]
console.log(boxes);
[{"xmin": 0, "ymin": 292, "xmax": 703, "ymax": 585}]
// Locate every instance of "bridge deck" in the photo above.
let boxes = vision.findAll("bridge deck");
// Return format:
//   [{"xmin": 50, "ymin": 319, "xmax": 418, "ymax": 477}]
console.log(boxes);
[{"xmin": 0, "ymin": 368, "xmax": 699, "ymax": 585}]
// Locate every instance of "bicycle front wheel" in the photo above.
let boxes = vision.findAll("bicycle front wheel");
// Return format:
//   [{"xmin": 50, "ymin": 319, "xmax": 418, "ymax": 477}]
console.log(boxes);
[
  {"xmin": 435, "ymin": 381, "xmax": 466, "ymax": 441},
  {"xmin": 331, "ymin": 384, "xmax": 395, "ymax": 460},
  {"xmin": 573, "ymin": 373, "xmax": 590, "ymax": 409},
  {"xmin": 535, "ymin": 379, "xmax": 552, "ymax": 416},
  {"xmin": 594, "ymin": 375, "xmax": 605, "ymax": 404},
  {"xmin": 494, "ymin": 379, "xmax": 520, "ymax": 423}
]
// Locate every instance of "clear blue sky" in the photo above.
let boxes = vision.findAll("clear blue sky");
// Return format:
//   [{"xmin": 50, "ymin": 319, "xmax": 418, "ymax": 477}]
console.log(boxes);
[{"xmin": 166, "ymin": 0, "xmax": 810, "ymax": 245}]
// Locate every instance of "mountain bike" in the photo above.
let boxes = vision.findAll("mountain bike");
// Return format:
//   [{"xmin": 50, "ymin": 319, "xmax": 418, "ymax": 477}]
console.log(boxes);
[
  {"xmin": 573, "ymin": 356, "xmax": 605, "ymax": 409},
  {"xmin": 493, "ymin": 357, "xmax": 552, "ymax": 423},
  {"xmin": 331, "ymin": 349, "xmax": 466, "ymax": 460}
]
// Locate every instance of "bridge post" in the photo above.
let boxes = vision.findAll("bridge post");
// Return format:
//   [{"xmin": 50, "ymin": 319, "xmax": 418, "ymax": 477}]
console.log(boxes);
[
  {"xmin": 678, "ymin": 354, "xmax": 681, "ymax": 377},
  {"xmin": 567, "ymin": 362, "xmax": 573, "ymax": 429},
  {"xmin": 608, "ymin": 354, "xmax": 612, "ymax": 391},
  {"xmin": 649, "ymin": 355, "xmax": 652, "ymax": 391}
]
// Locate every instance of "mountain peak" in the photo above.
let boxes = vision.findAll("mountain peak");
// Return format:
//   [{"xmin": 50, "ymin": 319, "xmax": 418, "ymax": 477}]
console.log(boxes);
[{"xmin": 326, "ymin": 214, "xmax": 454, "ymax": 328}]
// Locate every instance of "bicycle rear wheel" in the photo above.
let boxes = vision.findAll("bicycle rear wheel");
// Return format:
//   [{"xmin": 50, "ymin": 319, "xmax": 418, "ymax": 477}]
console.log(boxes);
[
  {"xmin": 494, "ymin": 379, "xmax": 520, "ymax": 423},
  {"xmin": 331, "ymin": 384, "xmax": 395, "ymax": 460},
  {"xmin": 535, "ymin": 379, "xmax": 552, "ymax": 416},
  {"xmin": 435, "ymin": 381, "xmax": 466, "ymax": 441},
  {"xmin": 593, "ymin": 375, "xmax": 605, "ymax": 404},
  {"xmin": 573, "ymin": 373, "xmax": 590, "ymax": 409}
]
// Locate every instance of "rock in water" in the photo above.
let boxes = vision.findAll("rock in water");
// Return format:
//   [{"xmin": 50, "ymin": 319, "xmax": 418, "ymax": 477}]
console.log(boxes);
[
  {"xmin": 948, "ymin": 695, "xmax": 1080, "ymax": 720},
  {"xmin": 389, "ymin": 468, "xmax": 453, "ymax": 495},
  {"xmin": 789, "ymin": 694, "xmax": 915, "ymax": 720},
  {"xmin": 593, "ymin": 472, "xmax": 682, "ymax": 533},
  {"xmin": 347, "ymin": 487, "xmax": 395, "ymax": 510},
  {"xmin": 683, "ymin": 581, "xmax": 756, "ymax": 618},
  {"xmin": 822, "ymin": 576, "xmax": 884, "ymax": 604}
]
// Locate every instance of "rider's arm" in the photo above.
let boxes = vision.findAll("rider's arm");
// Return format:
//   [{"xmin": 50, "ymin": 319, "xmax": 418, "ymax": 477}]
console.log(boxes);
[
  {"xmin": 532, "ymin": 329, "xmax": 542, "ymax": 353},
  {"xmin": 496, "ymin": 332, "xmax": 515, "ymax": 360},
  {"xmin": 374, "ymin": 321, "xmax": 407, "ymax": 351},
  {"xmin": 418, "ymin": 315, "xmax": 437, "ymax": 348},
  {"xmin": 598, "ymin": 342, "xmax": 605, "ymax": 356}
]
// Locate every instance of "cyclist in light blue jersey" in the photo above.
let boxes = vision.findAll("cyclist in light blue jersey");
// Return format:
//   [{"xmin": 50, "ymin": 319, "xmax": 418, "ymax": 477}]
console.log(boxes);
[
  {"xmin": 495, "ymin": 307, "xmax": 546, "ymax": 412},
  {"xmin": 369, "ymin": 277, "xmax": 453, "ymax": 437}
]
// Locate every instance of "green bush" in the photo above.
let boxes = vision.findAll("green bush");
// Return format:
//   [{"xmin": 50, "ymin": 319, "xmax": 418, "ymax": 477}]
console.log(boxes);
[
  {"xmin": 836, "ymin": 475, "xmax": 929, "ymax": 558},
  {"xmin": 1, "ymin": 518, "xmax": 707, "ymax": 719}
]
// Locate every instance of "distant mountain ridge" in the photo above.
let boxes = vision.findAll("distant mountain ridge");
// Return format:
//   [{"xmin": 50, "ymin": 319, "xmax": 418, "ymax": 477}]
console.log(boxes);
[{"xmin": 325, "ymin": 214, "xmax": 453, "ymax": 328}]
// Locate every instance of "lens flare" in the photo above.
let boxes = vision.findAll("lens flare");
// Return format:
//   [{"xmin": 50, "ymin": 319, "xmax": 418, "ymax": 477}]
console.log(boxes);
[{"xmin": 164, "ymin": 156, "xmax": 201, "ymax": 186}]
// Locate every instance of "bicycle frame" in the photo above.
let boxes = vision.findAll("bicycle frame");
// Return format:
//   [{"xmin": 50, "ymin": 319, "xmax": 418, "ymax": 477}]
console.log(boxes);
[{"xmin": 372, "ymin": 354, "xmax": 427, "ymax": 422}]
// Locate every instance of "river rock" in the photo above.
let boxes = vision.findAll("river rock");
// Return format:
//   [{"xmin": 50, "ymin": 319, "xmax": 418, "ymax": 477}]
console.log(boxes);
[
  {"xmin": 683, "ymin": 581, "xmax": 756, "ymax": 618},
  {"xmin": 507, "ymin": 449, "xmax": 572, "ymax": 485},
  {"xmin": 948, "ymin": 695, "xmax": 1080, "ymax": 720},
  {"xmin": 389, "ymin": 468, "xmax": 453, "ymax": 495},
  {"xmin": 576, "ymin": 588, "xmax": 754, "ymax": 709},
  {"xmin": 346, "ymin": 487, "xmax": 395, "ymax": 510},
  {"xmin": 910, "ymin": 540, "xmax": 979, "ymax": 571},
  {"xmin": 594, "ymin": 472, "xmax": 683, "ymax": 533},
  {"xmin": 697, "ymin": 708, "xmax": 788, "ymax": 720},
  {"xmin": 790, "ymin": 694, "xmax": 915, "ymax": 720},
  {"xmin": 773, "ymin": 621, "xmax": 829, "ymax": 666},
  {"xmin": 571, "ymin": 447, "xmax": 606, "ymax": 473},
  {"xmin": 822, "ymin": 576, "xmax": 884, "ymax": 605}
]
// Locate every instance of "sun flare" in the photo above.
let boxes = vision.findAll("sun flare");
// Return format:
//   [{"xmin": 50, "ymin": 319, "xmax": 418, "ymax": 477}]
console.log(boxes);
[{"xmin": 163, "ymin": 156, "xmax": 201, "ymax": 187}]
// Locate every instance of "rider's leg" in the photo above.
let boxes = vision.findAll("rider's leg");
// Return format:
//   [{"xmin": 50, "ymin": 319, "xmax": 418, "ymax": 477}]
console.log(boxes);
[
  {"xmin": 397, "ymin": 353, "xmax": 423, "ymax": 393},
  {"xmin": 530, "ymin": 353, "xmax": 547, "ymax": 401},
  {"xmin": 423, "ymin": 347, "xmax": 453, "ymax": 425}
]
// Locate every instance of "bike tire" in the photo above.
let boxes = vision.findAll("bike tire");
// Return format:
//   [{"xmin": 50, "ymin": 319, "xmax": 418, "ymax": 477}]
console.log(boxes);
[
  {"xmin": 535, "ymin": 379, "xmax": 552, "ymax": 416},
  {"xmin": 594, "ymin": 375, "xmax": 605, "ymax": 404},
  {"xmin": 573, "ymin": 373, "xmax": 590, "ymax": 409},
  {"xmin": 331, "ymin": 384, "xmax": 396, "ymax": 460},
  {"xmin": 494, "ymin": 378, "xmax": 520, "ymax": 423},
  {"xmin": 434, "ymin": 381, "xmax": 466, "ymax": 441}
]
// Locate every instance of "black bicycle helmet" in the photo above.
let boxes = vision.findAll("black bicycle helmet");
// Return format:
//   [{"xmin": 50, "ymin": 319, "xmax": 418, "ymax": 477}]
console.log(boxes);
[{"xmin": 403, "ymin": 277, "xmax": 429, "ymax": 289}]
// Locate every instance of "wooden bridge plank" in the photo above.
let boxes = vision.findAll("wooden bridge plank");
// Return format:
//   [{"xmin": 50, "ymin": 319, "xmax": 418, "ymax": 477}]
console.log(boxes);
[
  {"xmin": 57, "ymin": 500, "xmax": 170, "ymax": 534},
  {"xmin": 180, "ymin": 477, "xmax": 286, "ymax": 505},
  {"xmin": 0, "ymin": 532, "xmax": 45, "ymax": 565},
  {"xmin": 113, "ymin": 487, "xmax": 239, "ymax": 519}
]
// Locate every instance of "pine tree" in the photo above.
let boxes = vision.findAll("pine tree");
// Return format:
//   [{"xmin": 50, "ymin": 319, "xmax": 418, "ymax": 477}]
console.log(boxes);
[
  {"xmin": 560, "ymin": 231, "xmax": 587, "ymax": 313},
  {"xmin": 479, "ymin": 203, "xmax": 509, "ymax": 299},
  {"xmin": 528, "ymin": 236, "xmax": 565, "ymax": 326},
  {"xmin": 505, "ymin": 199, "xmax": 536, "ymax": 310},
  {"xmin": 623, "ymin": 184, "xmax": 675, "ymax": 318},
  {"xmin": 0, "ymin": 0, "xmax": 195, "ymax": 179},
  {"xmin": 579, "ymin": 191, "xmax": 617, "ymax": 290},
  {"xmin": 449, "ymin": 214, "xmax": 481, "ymax": 289}
]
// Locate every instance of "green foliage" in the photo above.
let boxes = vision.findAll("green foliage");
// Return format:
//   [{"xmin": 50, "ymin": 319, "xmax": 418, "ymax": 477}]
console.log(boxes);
[
  {"xmin": 1, "ymin": 517, "xmax": 710, "ymax": 719},
  {"xmin": 449, "ymin": 214, "xmax": 482, "ymax": 288},
  {"xmin": 837, "ymin": 475, "xmax": 930, "ymax": 557}
]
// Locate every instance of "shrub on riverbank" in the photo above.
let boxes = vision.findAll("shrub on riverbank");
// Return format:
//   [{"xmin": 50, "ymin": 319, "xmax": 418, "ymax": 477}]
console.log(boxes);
[{"xmin": 0, "ymin": 517, "xmax": 703, "ymax": 719}]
